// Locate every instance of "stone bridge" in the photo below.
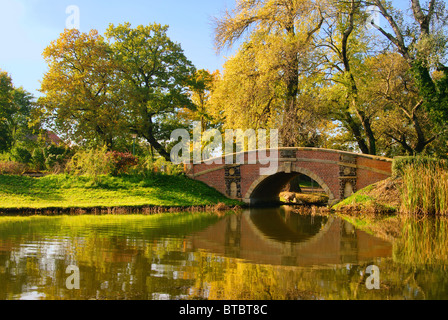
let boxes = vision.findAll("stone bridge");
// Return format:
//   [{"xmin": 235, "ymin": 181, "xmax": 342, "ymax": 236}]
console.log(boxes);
[{"xmin": 186, "ymin": 148, "xmax": 393, "ymax": 206}]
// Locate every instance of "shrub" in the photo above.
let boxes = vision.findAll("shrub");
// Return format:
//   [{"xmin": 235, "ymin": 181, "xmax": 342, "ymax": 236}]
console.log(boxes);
[
  {"xmin": 0, "ymin": 161, "xmax": 27, "ymax": 175},
  {"xmin": 10, "ymin": 146, "xmax": 32, "ymax": 164},
  {"xmin": 31, "ymin": 148, "xmax": 46, "ymax": 171},
  {"xmin": 153, "ymin": 157, "xmax": 184, "ymax": 176},
  {"xmin": 43, "ymin": 144, "xmax": 70, "ymax": 172},
  {"xmin": 128, "ymin": 156, "xmax": 155, "ymax": 177},
  {"xmin": 128, "ymin": 156, "xmax": 184, "ymax": 177},
  {"xmin": 66, "ymin": 146, "xmax": 114, "ymax": 179},
  {"xmin": 0, "ymin": 153, "xmax": 10, "ymax": 162},
  {"xmin": 28, "ymin": 144, "xmax": 71, "ymax": 172},
  {"xmin": 107, "ymin": 151, "xmax": 138, "ymax": 176}
]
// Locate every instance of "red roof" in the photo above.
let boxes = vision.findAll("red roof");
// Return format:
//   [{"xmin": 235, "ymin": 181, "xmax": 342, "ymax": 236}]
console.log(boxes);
[{"xmin": 27, "ymin": 130, "xmax": 64, "ymax": 146}]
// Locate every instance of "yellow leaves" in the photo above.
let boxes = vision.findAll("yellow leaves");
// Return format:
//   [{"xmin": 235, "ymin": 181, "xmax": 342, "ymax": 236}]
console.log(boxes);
[
  {"xmin": 215, "ymin": 0, "xmax": 323, "ymax": 52},
  {"xmin": 38, "ymin": 27, "xmax": 127, "ymax": 146},
  {"xmin": 213, "ymin": 0, "xmax": 327, "ymax": 129}
]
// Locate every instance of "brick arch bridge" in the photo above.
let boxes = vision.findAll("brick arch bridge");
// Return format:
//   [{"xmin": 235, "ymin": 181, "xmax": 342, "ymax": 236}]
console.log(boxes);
[{"xmin": 186, "ymin": 148, "xmax": 393, "ymax": 206}]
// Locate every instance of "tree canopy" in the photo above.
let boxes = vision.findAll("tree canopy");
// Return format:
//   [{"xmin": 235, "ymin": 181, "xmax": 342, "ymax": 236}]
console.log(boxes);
[
  {"xmin": 29, "ymin": 1, "xmax": 448, "ymax": 159},
  {"xmin": 39, "ymin": 23, "xmax": 196, "ymax": 160},
  {"xmin": 211, "ymin": 0, "xmax": 448, "ymax": 156},
  {"xmin": 0, "ymin": 70, "xmax": 35, "ymax": 153}
]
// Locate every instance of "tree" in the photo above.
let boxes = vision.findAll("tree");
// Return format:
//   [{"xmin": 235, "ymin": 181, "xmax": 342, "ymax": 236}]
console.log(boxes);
[
  {"xmin": 209, "ymin": 41, "xmax": 283, "ymax": 131},
  {"xmin": 0, "ymin": 71, "xmax": 15, "ymax": 152},
  {"xmin": 39, "ymin": 29, "xmax": 126, "ymax": 149},
  {"xmin": 318, "ymin": 0, "xmax": 380, "ymax": 155},
  {"xmin": 363, "ymin": 53, "xmax": 439, "ymax": 155},
  {"xmin": 212, "ymin": 0, "xmax": 386, "ymax": 153},
  {"xmin": 183, "ymin": 69, "xmax": 219, "ymax": 132},
  {"xmin": 106, "ymin": 22, "xmax": 196, "ymax": 161},
  {"xmin": 9, "ymin": 88, "xmax": 35, "ymax": 144},
  {"xmin": 214, "ymin": 0, "xmax": 325, "ymax": 147},
  {"xmin": 0, "ymin": 70, "xmax": 35, "ymax": 153},
  {"xmin": 371, "ymin": 0, "xmax": 448, "ymax": 149},
  {"xmin": 213, "ymin": 0, "xmax": 448, "ymax": 156}
]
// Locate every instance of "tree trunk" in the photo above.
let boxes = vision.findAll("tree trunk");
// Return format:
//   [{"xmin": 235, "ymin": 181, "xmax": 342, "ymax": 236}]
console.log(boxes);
[
  {"xmin": 140, "ymin": 107, "xmax": 171, "ymax": 161},
  {"xmin": 284, "ymin": 176, "xmax": 303, "ymax": 193},
  {"xmin": 340, "ymin": 1, "xmax": 377, "ymax": 155},
  {"xmin": 280, "ymin": 22, "xmax": 300, "ymax": 148},
  {"xmin": 143, "ymin": 131, "xmax": 171, "ymax": 161}
]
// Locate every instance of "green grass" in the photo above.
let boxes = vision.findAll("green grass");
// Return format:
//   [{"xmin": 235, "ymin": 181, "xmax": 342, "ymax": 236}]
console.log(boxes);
[
  {"xmin": 332, "ymin": 184, "xmax": 397, "ymax": 214},
  {"xmin": 332, "ymin": 185, "xmax": 376, "ymax": 211},
  {"xmin": 0, "ymin": 174, "xmax": 242, "ymax": 210}
]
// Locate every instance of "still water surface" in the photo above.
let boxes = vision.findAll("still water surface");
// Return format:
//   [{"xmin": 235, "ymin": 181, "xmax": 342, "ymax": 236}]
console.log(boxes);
[{"xmin": 0, "ymin": 206, "xmax": 447, "ymax": 300}]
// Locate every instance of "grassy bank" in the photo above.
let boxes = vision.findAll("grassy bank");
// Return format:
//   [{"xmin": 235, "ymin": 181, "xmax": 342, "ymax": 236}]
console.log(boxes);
[
  {"xmin": 332, "ymin": 156, "xmax": 448, "ymax": 243},
  {"xmin": 332, "ymin": 178, "xmax": 401, "ymax": 215},
  {"xmin": 334, "ymin": 157, "xmax": 448, "ymax": 217},
  {"xmin": 0, "ymin": 174, "xmax": 242, "ymax": 212}
]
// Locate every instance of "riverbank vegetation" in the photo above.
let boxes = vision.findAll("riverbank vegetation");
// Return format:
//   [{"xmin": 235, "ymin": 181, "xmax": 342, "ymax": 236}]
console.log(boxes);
[
  {"xmin": 1, "ymin": 1, "xmax": 448, "ymax": 216},
  {"xmin": 400, "ymin": 162, "xmax": 448, "ymax": 215},
  {"xmin": 334, "ymin": 157, "xmax": 448, "ymax": 217},
  {"xmin": 0, "ymin": 174, "xmax": 241, "ymax": 212},
  {"xmin": 333, "ymin": 178, "xmax": 401, "ymax": 214}
]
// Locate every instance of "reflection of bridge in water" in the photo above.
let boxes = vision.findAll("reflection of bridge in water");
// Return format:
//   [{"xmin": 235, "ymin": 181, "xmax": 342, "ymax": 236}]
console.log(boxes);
[{"xmin": 189, "ymin": 208, "xmax": 392, "ymax": 267}]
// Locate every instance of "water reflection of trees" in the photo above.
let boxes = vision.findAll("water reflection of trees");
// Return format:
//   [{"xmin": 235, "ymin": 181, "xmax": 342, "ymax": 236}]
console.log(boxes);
[
  {"xmin": 1, "ymin": 214, "xmax": 448, "ymax": 300},
  {"xmin": 0, "ymin": 213, "xmax": 222, "ymax": 300}
]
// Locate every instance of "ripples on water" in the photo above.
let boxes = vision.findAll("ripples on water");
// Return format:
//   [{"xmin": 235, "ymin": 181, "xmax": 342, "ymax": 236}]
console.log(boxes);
[{"xmin": 0, "ymin": 207, "xmax": 447, "ymax": 300}]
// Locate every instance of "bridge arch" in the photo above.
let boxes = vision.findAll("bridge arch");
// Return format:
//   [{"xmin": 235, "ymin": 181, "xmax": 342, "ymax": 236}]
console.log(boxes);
[{"xmin": 243, "ymin": 165, "xmax": 336, "ymax": 206}]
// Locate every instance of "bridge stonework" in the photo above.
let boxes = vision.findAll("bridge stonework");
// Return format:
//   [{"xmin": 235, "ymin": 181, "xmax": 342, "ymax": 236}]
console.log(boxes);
[{"xmin": 186, "ymin": 148, "xmax": 392, "ymax": 206}]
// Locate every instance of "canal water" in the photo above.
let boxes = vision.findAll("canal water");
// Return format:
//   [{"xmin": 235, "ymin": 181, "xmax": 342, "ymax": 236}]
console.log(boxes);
[{"xmin": 0, "ymin": 207, "xmax": 447, "ymax": 300}]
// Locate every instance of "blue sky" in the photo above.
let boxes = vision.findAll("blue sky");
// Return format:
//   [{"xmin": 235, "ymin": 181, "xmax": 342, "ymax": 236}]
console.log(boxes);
[
  {"xmin": 0, "ymin": 0, "xmax": 236, "ymax": 97},
  {"xmin": 0, "ymin": 0, "xmax": 413, "ymax": 99}
]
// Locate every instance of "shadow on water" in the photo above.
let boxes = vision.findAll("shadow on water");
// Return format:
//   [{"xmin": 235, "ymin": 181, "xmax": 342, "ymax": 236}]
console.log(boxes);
[{"xmin": 248, "ymin": 206, "xmax": 329, "ymax": 243}]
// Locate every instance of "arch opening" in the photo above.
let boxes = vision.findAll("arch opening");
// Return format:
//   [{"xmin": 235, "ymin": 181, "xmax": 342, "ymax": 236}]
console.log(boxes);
[
  {"xmin": 248, "ymin": 207, "xmax": 331, "ymax": 243},
  {"xmin": 244, "ymin": 167, "xmax": 335, "ymax": 207}
]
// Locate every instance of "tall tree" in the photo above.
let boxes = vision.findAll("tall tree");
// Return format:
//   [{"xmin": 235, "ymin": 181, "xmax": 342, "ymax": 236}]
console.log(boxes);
[
  {"xmin": 214, "ymin": 0, "xmax": 324, "ymax": 147},
  {"xmin": 319, "ymin": 0, "xmax": 379, "ymax": 155},
  {"xmin": 363, "ymin": 53, "xmax": 440, "ymax": 155},
  {"xmin": 106, "ymin": 22, "xmax": 195, "ymax": 161},
  {"xmin": 9, "ymin": 88, "xmax": 35, "ymax": 144},
  {"xmin": 183, "ymin": 69, "xmax": 219, "ymax": 133},
  {"xmin": 0, "ymin": 71, "xmax": 35, "ymax": 152},
  {"xmin": 0, "ymin": 71, "xmax": 14, "ymax": 152},
  {"xmin": 371, "ymin": 0, "xmax": 448, "ymax": 145},
  {"xmin": 39, "ymin": 29, "xmax": 126, "ymax": 149}
]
